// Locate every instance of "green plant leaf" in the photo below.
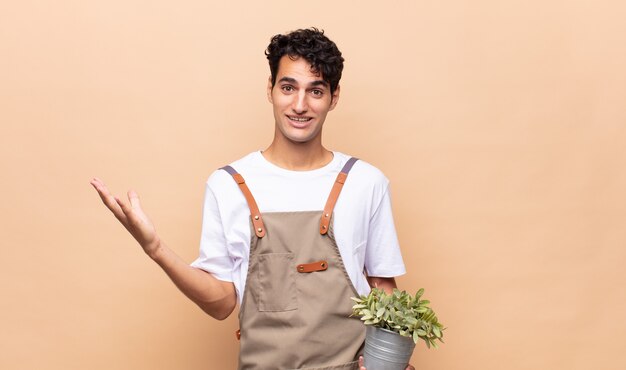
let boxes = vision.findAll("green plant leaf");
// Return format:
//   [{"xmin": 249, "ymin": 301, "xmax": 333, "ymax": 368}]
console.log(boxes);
[
  {"xmin": 416, "ymin": 288, "xmax": 424, "ymax": 299},
  {"xmin": 351, "ymin": 287, "xmax": 444, "ymax": 350},
  {"xmin": 376, "ymin": 307, "xmax": 386, "ymax": 318},
  {"xmin": 433, "ymin": 326, "xmax": 441, "ymax": 338}
]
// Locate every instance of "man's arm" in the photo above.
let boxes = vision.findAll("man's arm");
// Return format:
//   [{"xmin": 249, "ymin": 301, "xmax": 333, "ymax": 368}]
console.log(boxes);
[
  {"xmin": 149, "ymin": 240, "xmax": 237, "ymax": 320},
  {"xmin": 90, "ymin": 178, "xmax": 237, "ymax": 320}
]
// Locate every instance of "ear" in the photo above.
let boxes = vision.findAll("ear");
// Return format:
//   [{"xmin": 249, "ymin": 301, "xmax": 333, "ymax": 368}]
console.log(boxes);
[
  {"xmin": 329, "ymin": 84, "xmax": 341, "ymax": 111},
  {"xmin": 267, "ymin": 76, "xmax": 274, "ymax": 104}
]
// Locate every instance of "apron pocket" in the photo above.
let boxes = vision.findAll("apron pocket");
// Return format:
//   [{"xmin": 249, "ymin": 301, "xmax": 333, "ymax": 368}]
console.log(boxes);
[{"xmin": 257, "ymin": 253, "xmax": 298, "ymax": 312}]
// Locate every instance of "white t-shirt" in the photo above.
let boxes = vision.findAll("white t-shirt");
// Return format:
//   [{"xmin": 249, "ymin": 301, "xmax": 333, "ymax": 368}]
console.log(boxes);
[{"xmin": 191, "ymin": 151, "xmax": 406, "ymax": 304}]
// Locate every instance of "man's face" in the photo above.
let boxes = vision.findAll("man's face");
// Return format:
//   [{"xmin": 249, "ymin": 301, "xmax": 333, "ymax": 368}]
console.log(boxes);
[{"xmin": 268, "ymin": 56, "xmax": 340, "ymax": 145}]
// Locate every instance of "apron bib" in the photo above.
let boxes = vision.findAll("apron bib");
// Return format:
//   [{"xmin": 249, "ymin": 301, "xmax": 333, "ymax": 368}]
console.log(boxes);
[{"xmin": 222, "ymin": 158, "xmax": 365, "ymax": 370}]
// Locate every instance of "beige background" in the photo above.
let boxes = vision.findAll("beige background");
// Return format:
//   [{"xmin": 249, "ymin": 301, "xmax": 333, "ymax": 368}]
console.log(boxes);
[{"xmin": 1, "ymin": 1, "xmax": 625, "ymax": 369}]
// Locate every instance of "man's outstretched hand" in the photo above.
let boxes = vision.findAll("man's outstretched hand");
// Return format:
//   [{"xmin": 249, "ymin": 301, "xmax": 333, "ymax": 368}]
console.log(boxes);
[
  {"xmin": 90, "ymin": 177, "xmax": 238, "ymax": 319},
  {"xmin": 90, "ymin": 178, "xmax": 161, "ymax": 257},
  {"xmin": 358, "ymin": 356, "xmax": 415, "ymax": 370}
]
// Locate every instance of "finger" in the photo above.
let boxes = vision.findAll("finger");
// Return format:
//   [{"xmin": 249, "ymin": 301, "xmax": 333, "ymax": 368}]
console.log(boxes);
[
  {"xmin": 90, "ymin": 177, "xmax": 110, "ymax": 193},
  {"xmin": 115, "ymin": 195, "xmax": 133, "ymax": 216},
  {"xmin": 118, "ymin": 195, "xmax": 145, "ymax": 226},
  {"xmin": 128, "ymin": 190, "xmax": 141, "ymax": 209},
  {"xmin": 90, "ymin": 178, "xmax": 113, "ymax": 202},
  {"xmin": 91, "ymin": 178, "xmax": 127, "ymax": 222},
  {"xmin": 117, "ymin": 194, "xmax": 148, "ymax": 227},
  {"xmin": 358, "ymin": 356, "xmax": 365, "ymax": 369}
]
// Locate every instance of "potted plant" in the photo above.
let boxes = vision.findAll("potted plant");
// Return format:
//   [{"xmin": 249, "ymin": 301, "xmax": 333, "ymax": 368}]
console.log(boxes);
[{"xmin": 351, "ymin": 288, "xmax": 445, "ymax": 369}]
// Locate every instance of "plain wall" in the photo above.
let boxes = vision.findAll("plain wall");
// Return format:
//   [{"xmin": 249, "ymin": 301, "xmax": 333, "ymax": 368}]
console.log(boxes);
[{"xmin": 1, "ymin": 1, "xmax": 625, "ymax": 369}]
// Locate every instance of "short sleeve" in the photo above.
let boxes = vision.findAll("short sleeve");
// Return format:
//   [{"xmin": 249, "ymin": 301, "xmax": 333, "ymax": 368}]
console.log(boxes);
[
  {"xmin": 363, "ymin": 184, "xmax": 407, "ymax": 277},
  {"xmin": 190, "ymin": 181, "xmax": 234, "ymax": 282}
]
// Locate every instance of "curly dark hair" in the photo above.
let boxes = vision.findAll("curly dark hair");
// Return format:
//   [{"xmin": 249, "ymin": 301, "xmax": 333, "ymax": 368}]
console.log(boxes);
[{"xmin": 265, "ymin": 28, "xmax": 344, "ymax": 95}]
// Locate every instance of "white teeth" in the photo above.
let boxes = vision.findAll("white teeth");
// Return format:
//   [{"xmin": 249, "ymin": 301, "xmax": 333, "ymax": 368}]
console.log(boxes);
[{"xmin": 288, "ymin": 116, "xmax": 311, "ymax": 122}]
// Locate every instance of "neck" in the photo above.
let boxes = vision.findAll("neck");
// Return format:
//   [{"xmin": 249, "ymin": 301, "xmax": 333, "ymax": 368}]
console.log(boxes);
[{"xmin": 263, "ymin": 137, "xmax": 333, "ymax": 171}]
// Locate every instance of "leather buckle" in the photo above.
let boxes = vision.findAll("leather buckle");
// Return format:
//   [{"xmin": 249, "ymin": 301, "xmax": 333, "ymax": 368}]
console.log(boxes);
[{"xmin": 297, "ymin": 260, "xmax": 329, "ymax": 273}]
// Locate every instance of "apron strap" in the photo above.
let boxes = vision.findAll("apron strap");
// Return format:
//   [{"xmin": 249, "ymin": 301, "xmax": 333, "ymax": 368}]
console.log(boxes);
[
  {"xmin": 319, "ymin": 157, "xmax": 359, "ymax": 235},
  {"xmin": 220, "ymin": 166, "xmax": 266, "ymax": 238}
]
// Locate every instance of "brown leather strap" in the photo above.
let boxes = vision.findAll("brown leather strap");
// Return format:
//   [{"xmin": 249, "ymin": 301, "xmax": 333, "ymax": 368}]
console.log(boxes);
[
  {"xmin": 221, "ymin": 166, "xmax": 266, "ymax": 238},
  {"xmin": 320, "ymin": 158, "xmax": 359, "ymax": 234},
  {"xmin": 297, "ymin": 260, "xmax": 329, "ymax": 273}
]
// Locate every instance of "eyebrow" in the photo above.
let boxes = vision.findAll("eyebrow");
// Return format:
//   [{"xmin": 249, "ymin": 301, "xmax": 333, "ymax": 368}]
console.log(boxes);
[
  {"xmin": 310, "ymin": 80, "xmax": 329, "ymax": 88},
  {"xmin": 278, "ymin": 77, "xmax": 329, "ymax": 88}
]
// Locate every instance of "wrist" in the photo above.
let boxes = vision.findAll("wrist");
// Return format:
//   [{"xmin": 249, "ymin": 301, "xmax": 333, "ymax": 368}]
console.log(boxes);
[{"xmin": 144, "ymin": 237, "xmax": 163, "ymax": 260}]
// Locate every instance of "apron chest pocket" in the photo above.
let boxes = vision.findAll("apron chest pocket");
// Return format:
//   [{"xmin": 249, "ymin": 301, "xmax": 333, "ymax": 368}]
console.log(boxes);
[{"xmin": 256, "ymin": 253, "xmax": 298, "ymax": 312}]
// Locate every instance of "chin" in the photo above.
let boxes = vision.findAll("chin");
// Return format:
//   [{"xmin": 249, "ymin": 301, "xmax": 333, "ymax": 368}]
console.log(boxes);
[
  {"xmin": 286, "ymin": 135, "xmax": 316, "ymax": 144},
  {"xmin": 278, "ymin": 127, "xmax": 319, "ymax": 143}
]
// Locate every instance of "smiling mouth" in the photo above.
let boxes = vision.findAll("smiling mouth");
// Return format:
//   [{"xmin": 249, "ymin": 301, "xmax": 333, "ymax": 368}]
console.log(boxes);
[{"xmin": 287, "ymin": 115, "xmax": 312, "ymax": 122}]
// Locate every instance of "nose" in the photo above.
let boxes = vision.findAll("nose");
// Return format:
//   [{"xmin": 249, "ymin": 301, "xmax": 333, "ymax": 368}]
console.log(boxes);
[{"xmin": 292, "ymin": 90, "xmax": 308, "ymax": 114}]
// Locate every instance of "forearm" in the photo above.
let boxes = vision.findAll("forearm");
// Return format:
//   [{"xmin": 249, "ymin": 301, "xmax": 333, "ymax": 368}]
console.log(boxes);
[{"xmin": 148, "ymin": 239, "xmax": 237, "ymax": 320}]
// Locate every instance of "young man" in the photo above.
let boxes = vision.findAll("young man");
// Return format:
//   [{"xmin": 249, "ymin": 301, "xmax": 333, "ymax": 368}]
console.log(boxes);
[{"xmin": 92, "ymin": 28, "xmax": 411, "ymax": 370}]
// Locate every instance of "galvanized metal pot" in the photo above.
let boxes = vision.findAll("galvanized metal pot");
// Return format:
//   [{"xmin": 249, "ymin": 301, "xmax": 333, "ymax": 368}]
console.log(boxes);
[{"xmin": 363, "ymin": 326, "xmax": 416, "ymax": 370}]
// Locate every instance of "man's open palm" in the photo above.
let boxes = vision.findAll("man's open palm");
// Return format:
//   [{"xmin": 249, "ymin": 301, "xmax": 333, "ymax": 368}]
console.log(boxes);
[{"xmin": 90, "ymin": 178, "xmax": 160, "ymax": 255}]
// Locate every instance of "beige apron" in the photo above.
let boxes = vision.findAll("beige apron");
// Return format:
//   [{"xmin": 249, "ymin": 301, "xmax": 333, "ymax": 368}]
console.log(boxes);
[{"xmin": 222, "ymin": 158, "xmax": 365, "ymax": 370}]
